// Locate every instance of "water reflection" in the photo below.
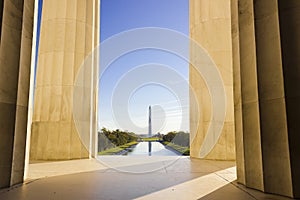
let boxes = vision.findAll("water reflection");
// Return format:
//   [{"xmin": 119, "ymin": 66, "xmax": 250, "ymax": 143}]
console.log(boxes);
[
  {"xmin": 125, "ymin": 142, "xmax": 178, "ymax": 156},
  {"xmin": 148, "ymin": 141, "xmax": 152, "ymax": 156}
]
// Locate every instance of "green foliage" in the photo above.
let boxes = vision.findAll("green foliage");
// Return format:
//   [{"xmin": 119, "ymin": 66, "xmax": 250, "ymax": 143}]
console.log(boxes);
[
  {"xmin": 98, "ymin": 141, "xmax": 138, "ymax": 155},
  {"xmin": 163, "ymin": 131, "xmax": 189, "ymax": 147},
  {"xmin": 162, "ymin": 131, "xmax": 190, "ymax": 155},
  {"xmin": 98, "ymin": 128, "xmax": 138, "ymax": 152},
  {"xmin": 172, "ymin": 131, "xmax": 189, "ymax": 147},
  {"xmin": 162, "ymin": 141, "xmax": 190, "ymax": 156},
  {"xmin": 162, "ymin": 131, "xmax": 176, "ymax": 142},
  {"xmin": 142, "ymin": 137, "xmax": 160, "ymax": 141}
]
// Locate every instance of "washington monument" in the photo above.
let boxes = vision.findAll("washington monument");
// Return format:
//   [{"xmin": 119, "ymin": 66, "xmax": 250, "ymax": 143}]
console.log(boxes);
[
  {"xmin": 148, "ymin": 105, "xmax": 152, "ymax": 137},
  {"xmin": 148, "ymin": 106, "xmax": 152, "ymax": 155}
]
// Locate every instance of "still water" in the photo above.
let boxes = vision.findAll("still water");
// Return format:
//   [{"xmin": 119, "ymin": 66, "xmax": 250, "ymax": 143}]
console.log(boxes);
[{"xmin": 126, "ymin": 142, "xmax": 179, "ymax": 156}]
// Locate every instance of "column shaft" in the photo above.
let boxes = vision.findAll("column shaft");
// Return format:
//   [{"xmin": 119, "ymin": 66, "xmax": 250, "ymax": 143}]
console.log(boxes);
[
  {"xmin": 254, "ymin": 0, "xmax": 292, "ymax": 196},
  {"xmin": 0, "ymin": 0, "xmax": 34, "ymax": 188},
  {"xmin": 0, "ymin": 0, "xmax": 4, "ymax": 42},
  {"xmin": 189, "ymin": 0, "xmax": 236, "ymax": 160},
  {"xmin": 30, "ymin": 0, "xmax": 98, "ymax": 160},
  {"xmin": 231, "ymin": 0, "xmax": 245, "ymax": 185},
  {"xmin": 237, "ymin": 0, "xmax": 264, "ymax": 190},
  {"xmin": 278, "ymin": 0, "xmax": 300, "ymax": 197},
  {"xmin": 236, "ymin": 0, "xmax": 300, "ymax": 197}
]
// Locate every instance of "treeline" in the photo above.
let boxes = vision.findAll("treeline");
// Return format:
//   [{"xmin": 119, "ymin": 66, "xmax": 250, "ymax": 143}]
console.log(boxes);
[
  {"xmin": 98, "ymin": 128, "xmax": 138, "ymax": 152},
  {"xmin": 162, "ymin": 131, "xmax": 189, "ymax": 147}
]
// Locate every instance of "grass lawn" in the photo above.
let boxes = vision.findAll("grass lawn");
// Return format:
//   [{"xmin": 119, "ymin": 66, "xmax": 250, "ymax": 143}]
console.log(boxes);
[
  {"xmin": 162, "ymin": 141, "xmax": 190, "ymax": 156},
  {"xmin": 98, "ymin": 141, "xmax": 138, "ymax": 155},
  {"xmin": 141, "ymin": 137, "xmax": 161, "ymax": 142}
]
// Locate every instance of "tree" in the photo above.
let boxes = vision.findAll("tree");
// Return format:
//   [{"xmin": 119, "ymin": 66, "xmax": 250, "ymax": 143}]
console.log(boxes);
[
  {"xmin": 98, "ymin": 128, "xmax": 138, "ymax": 152},
  {"xmin": 163, "ymin": 131, "xmax": 189, "ymax": 147}
]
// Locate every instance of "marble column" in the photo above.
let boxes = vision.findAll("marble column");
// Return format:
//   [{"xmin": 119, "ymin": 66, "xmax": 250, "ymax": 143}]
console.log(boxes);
[
  {"xmin": 30, "ymin": 0, "xmax": 99, "ymax": 160},
  {"xmin": 236, "ymin": 0, "xmax": 264, "ymax": 191},
  {"xmin": 190, "ymin": 0, "xmax": 236, "ymax": 160},
  {"xmin": 254, "ymin": 0, "xmax": 292, "ymax": 196},
  {"xmin": 231, "ymin": 0, "xmax": 245, "ymax": 185},
  {"xmin": 0, "ymin": 0, "xmax": 3, "ymax": 42},
  {"xmin": 0, "ymin": 0, "xmax": 34, "ymax": 188},
  {"xmin": 278, "ymin": 0, "xmax": 300, "ymax": 197},
  {"xmin": 234, "ymin": 0, "xmax": 300, "ymax": 198}
]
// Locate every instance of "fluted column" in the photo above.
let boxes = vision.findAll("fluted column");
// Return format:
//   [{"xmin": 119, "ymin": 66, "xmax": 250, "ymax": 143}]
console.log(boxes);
[
  {"xmin": 234, "ymin": 0, "xmax": 300, "ymax": 198},
  {"xmin": 0, "ymin": 0, "xmax": 3, "ymax": 42},
  {"xmin": 254, "ymin": 0, "xmax": 292, "ymax": 196},
  {"xmin": 0, "ymin": 0, "xmax": 34, "ymax": 188},
  {"xmin": 237, "ymin": 0, "xmax": 264, "ymax": 190},
  {"xmin": 278, "ymin": 0, "xmax": 300, "ymax": 197},
  {"xmin": 231, "ymin": 0, "xmax": 245, "ymax": 185},
  {"xmin": 30, "ymin": 0, "xmax": 99, "ymax": 160}
]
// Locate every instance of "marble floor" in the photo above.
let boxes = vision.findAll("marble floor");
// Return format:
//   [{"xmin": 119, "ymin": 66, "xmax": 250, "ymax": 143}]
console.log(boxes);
[{"xmin": 0, "ymin": 156, "xmax": 294, "ymax": 200}]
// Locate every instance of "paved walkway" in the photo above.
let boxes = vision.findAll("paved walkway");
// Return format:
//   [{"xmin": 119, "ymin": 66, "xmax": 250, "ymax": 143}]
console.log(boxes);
[{"xmin": 0, "ymin": 156, "xmax": 293, "ymax": 200}]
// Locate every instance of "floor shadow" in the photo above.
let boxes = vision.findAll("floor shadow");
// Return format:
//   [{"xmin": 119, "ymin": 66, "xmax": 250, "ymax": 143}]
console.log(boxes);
[
  {"xmin": 0, "ymin": 157, "xmax": 236, "ymax": 200},
  {"xmin": 199, "ymin": 181, "xmax": 295, "ymax": 200}
]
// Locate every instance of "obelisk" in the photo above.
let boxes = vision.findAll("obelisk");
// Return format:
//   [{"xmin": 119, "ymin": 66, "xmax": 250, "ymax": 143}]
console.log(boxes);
[
  {"xmin": 148, "ymin": 105, "xmax": 152, "ymax": 137},
  {"xmin": 148, "ymin": 105, "xmax": 152, "ymax": 155}
]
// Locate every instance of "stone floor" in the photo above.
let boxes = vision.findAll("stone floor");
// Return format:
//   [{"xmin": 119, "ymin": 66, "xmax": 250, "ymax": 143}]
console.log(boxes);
[{"xmin": 0, "ymin": 156, "xmax": 294, "ymax": 200}]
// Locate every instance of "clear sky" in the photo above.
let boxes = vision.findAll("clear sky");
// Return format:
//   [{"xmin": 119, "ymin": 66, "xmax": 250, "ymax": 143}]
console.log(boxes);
[
  {"xmin": 35, "ymin": 0, "xmax": 189, "ymax": 135},
  {"xmin": 34, "ymin": 0, "xmax": 43, "ymax": 87},
  {"xmin": 99, "ymin": 0, "xmax": 190, "ymax": 135}
]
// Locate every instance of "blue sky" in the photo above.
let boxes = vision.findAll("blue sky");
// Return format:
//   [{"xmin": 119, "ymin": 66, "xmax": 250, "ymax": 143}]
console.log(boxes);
[
  {"xmin": 100, "ymin": 0, "xmax": 189, "ymax": 41},
  {"xmin": 99, "ymin": 0, "xmax": 189, "ymax": 135},
  {"xmin": 35, "ymin": 0, "xmax": 189, "ymax": 135},
  {"xmin": 33, "ymin": 0, "xmax": 43, "ymax": 88}
]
